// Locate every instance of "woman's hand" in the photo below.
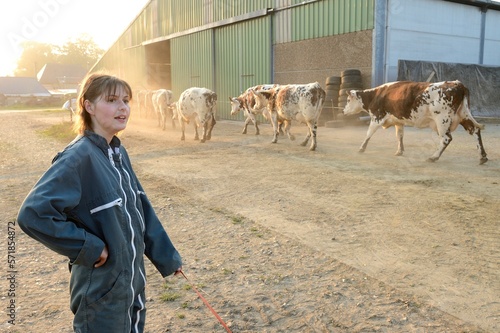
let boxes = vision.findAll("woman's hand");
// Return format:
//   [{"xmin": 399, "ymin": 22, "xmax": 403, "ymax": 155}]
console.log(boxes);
[
  {"xmin": 94, "ymin": 245, "xmax": 109, "ymax": 268},
  {"xmin": 174, "ymin": 267, "xmax": 182, "ymax": 276}
]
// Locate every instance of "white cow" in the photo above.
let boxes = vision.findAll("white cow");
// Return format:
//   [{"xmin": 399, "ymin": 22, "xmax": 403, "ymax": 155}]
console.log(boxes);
[
  {"xmin": 250, "ymin": 82, "xmax": 326, "ymax": 151},
  {"xmin": 136, "ymin": 89, "xmax": 155, "ymax": 118},
  {"xmin": 171, "ymin": 87, "xmax": 217, "ymax": 142},
  {"xmin": 152, "ymin": 89, "xmax": 174, "ymax": 130}
]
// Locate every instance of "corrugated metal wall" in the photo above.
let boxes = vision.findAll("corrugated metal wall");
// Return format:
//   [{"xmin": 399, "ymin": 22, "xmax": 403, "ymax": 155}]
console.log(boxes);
[
  {"xmin": 212, "ymin": 0, "xmax": 274, "ymax": 21},
  {"xmin": 91, "ymin": 0, "xmax": 376, "ymax": 118},
  {"xmin": 170, "ymin": 30, "xmax": 214, "ymax": 99},
  {"xmin": 274, "ymin": 0, "xmax": 374, "ymax": 43},
  {"xmin": 215, "ymin": 16, "xmax": 273, "ymax": 120}
]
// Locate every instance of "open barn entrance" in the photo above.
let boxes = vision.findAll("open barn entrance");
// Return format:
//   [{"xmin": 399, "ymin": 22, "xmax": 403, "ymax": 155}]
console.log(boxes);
[{"xmin": 144, "ymin": 40, "xmax": 171, "ymax": 90}]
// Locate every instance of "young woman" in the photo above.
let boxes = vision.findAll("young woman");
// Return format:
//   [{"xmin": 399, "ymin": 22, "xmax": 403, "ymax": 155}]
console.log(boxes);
[{"xmin": 17, "ymin": 73, "xmax": 182, "ymax": 333}]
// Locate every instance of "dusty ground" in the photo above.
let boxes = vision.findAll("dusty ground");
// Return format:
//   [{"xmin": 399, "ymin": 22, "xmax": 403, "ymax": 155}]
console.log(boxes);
[{"xmin": 0, "ymin": 109, "xmax": 499, "ymax": 333}]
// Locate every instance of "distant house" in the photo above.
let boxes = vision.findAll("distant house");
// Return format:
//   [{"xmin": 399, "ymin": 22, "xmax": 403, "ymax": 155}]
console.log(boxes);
[
  {"xmin": 0, "ymin": 77, "xmax": 52, "ymax": 106},
  {"xmin": 37, "ymin": 63, "xmax": 87, "ymax": 96}
]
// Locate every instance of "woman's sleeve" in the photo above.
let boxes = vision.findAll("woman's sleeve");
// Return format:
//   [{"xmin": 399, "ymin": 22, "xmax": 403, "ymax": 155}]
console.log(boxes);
[
  {"xmin": 17, "ymin": 153, "xmax": 105, "ymax": 268},
  {"xmin": 137, "ymin": 180, "xmax": 182, "ymax": 277}
]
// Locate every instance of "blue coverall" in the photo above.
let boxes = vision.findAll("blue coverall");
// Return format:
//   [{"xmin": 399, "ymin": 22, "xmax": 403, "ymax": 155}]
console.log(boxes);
[{"xmin": 18, "ymin": 131, "xmax": 182, "ymax": 332}]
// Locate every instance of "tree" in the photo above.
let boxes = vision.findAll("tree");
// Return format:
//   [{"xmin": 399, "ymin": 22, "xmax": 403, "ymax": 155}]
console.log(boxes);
[
  {"xmin": 56, "ymin": 34, "xmax": 104, "ymax": 70},
  {"xmin": 14, "ymin": 41, "xmax": 56, "ymax": 77},
  {"xmin": 14, "ymin": 35, "xmax": 104, "ymax": 77}
]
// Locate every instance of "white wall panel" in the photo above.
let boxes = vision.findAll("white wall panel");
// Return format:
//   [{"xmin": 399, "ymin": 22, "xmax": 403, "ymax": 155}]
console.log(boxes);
[
  {"xmin": 484, "ymin": 9, "xmax": 500, "ymax": 65},
  {"xmin": 384, "ymin": 0, "xmax": 500, "ymax": 81}
]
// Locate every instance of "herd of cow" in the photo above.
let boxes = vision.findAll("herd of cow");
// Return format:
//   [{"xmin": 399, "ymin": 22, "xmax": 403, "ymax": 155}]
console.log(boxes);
[{"xmin": 135, "ymin": 80, "xmax": 488, "ymax": 164}]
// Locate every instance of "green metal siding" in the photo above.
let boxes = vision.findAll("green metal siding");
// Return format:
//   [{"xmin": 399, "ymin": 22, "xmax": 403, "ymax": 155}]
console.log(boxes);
[
  {"xmin": 275, "ymin": 0, "xmax": 375, "ymax": 43},
  {"xmin": 212, "ymin": 0, "xmax": 274, "ymax": 21},
  {"xmin": 170, "ymin": 30, "xmax": 214, "ymax": 99},
  {"xmin": 90, "ymin": 0, "xmax": 376, "ymax": 118},
  {"xmin": 215, "ymin": 16, "xmax": 272, "ymax": 120}
]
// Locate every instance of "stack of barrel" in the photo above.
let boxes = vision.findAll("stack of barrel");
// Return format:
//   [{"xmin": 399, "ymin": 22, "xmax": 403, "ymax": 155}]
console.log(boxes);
[
  {"xmin": 319, "ymin": 76, "xmax": 341, "ymax": 126},
  {"xmin": 338, "ymin": 69, "xmax": 363, "ymax": 122}
]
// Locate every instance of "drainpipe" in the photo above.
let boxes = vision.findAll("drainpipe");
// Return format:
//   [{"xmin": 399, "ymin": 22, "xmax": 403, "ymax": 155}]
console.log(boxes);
[
  {"xmin": 372, "ymin": 0, "xmax": 388, "ymax": 86},
  {"xmin": 479, "ymin": 6, "xmax": 487, "ymax": 64}
]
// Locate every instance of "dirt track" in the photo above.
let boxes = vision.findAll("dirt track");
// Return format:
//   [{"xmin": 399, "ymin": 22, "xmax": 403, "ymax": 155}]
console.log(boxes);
[{"xmin": 1, "ymin": 110, "xmax": 499, "ymax": 332}]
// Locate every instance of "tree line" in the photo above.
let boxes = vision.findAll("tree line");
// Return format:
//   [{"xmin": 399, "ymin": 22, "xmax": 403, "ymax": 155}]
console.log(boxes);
[{"xmin": 14, "ymin": 34, "xmax": 104, "ymax": 77}]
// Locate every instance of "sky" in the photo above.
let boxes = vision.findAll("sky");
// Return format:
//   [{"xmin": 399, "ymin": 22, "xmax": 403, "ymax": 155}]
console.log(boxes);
[{"xmin": 0, "ymin": 0, "xmax": 151, "ymax": 76}]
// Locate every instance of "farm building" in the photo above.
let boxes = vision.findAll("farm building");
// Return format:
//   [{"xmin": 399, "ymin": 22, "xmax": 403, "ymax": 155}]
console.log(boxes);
[
  {"xmin": 90, "ymin": 0, "xmax": 500, "ymax": 119},
  {"xmin": 37, "ymin": 63, "xmax": 86, "ymax": 98},
  {"xmin": 0, "ymin": 77, "xmax": 52, "ymax": 106}
]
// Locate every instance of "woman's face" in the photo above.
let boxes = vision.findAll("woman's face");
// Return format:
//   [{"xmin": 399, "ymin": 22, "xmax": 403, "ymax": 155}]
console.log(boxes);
[{"xmin": 85, "ymin": 86, "xmax": 131, "ymax": 142}]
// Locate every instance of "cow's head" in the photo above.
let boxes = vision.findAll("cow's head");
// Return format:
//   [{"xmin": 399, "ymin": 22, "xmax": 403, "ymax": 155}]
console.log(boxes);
[
  {"xmin": 343, "ymin": 90, "xmax": 364, "ymax": 116},
  {"xmin": 229, "ymin": 96, "xmax": 244, "ymax": 115}
]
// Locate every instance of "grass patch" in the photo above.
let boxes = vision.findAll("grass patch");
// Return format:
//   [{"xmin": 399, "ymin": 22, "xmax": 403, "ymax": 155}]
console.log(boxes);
[
  {"xmin": 250, "ymin": 226, "xmax": 264, "ymax": 238},
  {"xmin": 160, "ymin": 292, "xmax": 181, "ymax": 302},
  {"xmin": 39, "ymin": 121, "xmax": 75, "ymax": 143},
  {"xmin": 231, "ymin": 215, "xmax": 243, "ymax": 224}
]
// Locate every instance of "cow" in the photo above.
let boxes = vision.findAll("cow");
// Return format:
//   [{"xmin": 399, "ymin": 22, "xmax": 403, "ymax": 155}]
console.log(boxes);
[
  {"xmin": 171, "ymin": 87, "xmax": 217, "ymax": 143},
  {"xmin": 229, "ymin": 84, "xmax": 278, "ymax": 135},
  {"xmin": 136, "ymin": 89, "xmax": 155, "ymax": 118},
  {"xmin": 342, "ymin": 80, "xmax": 488, "ymax": 164},
  {"xmin": 152, "ymin": 89, "xmax": 175, "ymax": 130},
  {"xmin": 250, "ymin": 82, "xmax": 326, "ymax": 151}
]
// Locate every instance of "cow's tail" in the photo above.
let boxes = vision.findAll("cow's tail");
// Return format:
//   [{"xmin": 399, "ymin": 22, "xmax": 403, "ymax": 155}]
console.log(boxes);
[
  {"xmin": 173, "ymin": 102, "xmax": 190, "ymax": 123},
  {"xmin": 315, "ymin": 86, "xmax": 326, "ymax": 121},
  {"xmin": 460, "ymin": 88, "xmax": 484, "ymax": 131}
]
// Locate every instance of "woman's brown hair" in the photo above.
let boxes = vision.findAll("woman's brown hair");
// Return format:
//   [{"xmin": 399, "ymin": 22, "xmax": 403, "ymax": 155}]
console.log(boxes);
[{"xmin": 73, "ymin": 72, "xmax": 133, "ymax": 135}]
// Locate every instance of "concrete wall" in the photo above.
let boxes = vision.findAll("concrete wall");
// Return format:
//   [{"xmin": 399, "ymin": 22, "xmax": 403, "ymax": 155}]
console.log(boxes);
[{"xmin": 274, "ymin": 30, "xmax": 373, "ymax": 89}]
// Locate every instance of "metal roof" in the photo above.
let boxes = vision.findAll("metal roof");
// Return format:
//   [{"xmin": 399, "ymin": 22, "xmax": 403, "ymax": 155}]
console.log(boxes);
[
  {"xmin": 37, "ymin": 63, "xmax": 87, "ymax": 85},
  {"xmin": 0, "ymin": 77, "xmax": 52, "ymax": 96}
]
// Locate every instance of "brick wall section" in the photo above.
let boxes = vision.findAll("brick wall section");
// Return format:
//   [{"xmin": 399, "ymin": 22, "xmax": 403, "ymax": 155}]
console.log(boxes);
[{"xmin": 274, "ymin": 30, "xmax": 373, "ymax": 89}]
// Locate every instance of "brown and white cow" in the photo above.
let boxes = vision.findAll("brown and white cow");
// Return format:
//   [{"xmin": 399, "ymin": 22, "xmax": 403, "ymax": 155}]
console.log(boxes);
[
  {"xmin": 152, "ymin": 89, "xmax": 174, "ymax": 130},
  {"xmin": 250, "ymin": 82, "xmax": 326, "ymax": 151},
  {"xmin": 229, "ymin": 84, "xmax": 277, "ymax": 135},
  {"xmin": 343, "ymin": 80, "xmax": 488, "ymax": 164},
  {"xmin": 171, "ymin": 87, "xmax": 217, "ymax": 143}
]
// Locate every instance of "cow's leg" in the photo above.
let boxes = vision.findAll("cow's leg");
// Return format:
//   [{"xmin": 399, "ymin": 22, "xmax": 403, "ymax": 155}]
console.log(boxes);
[
  {"xmin": 200, "ymin": 121, "xmax": 208, "ymax": 143},
  {"xmin": 301, "ymin": 121, "xmax": 317, "ymax": 151},
  {"xmin": 270, "ymin": 112, "xmax": 279, "ymax": 143},
  {"xmin": 254, "ymin": 120, "xmax": 260, "ymax": 135},
  {"xmin": 180, "ymin": 121, "xmax": 186, "ymax": 141},
  {"xmin": 359, "ymin": 120, "xmax": 381, "ymax": 153},
  {"xmin": 474, "ymin": 128, "xmax": 488, "ymax": 164},
  {"xmin": 242, "ymin": 116, "xmax": 250, "ymax": 134},
  {"xmin": 170, "ymin": 109, "xmax": 176, "ymax": 129},
  {"xmin": 284, "ymin": 121, "xmax": 295, "ymax": 141},
  {"xmin": 206, "ymin": 114, "xmax": 216, "ymax": 141},
  {"xmin": 161, "ymin": 111, "xmax": 167, "ymax": 130},
  {"xmin": 194, "ymin": 122, "xmax": 200, "ymax": 141},
  {"xmin": 395, "ymin": 124, "xmax": 405, "ymax": 156},
  {"xmin": 250, "ymin": 114, "xmax": 259, "ymax": 135},
  {"xmin": 460, "ymin": 119, "xmax": 488, "ymax": 165},
  {"xmin": 428, "ymin": 129, "xmax": 452, "ymax": 162}
]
